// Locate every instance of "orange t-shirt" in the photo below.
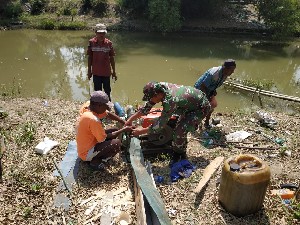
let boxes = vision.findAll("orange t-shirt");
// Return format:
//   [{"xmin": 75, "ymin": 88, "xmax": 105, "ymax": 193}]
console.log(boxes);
[{"xmin": 76, "ymin": 111, "xmax": 107, "ymax": 161}]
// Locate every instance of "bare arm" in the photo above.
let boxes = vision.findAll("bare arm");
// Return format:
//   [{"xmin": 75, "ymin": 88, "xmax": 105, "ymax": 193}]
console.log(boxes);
[
  {"xmin": 107, "ymin": 112, "xmax": 125, "ymax": 125},
  {"xmin": 87, "ymin": 54, "xmax": 92, "ymax": 80},
  {"xmin": 106, "ymin": 126, "xmax": 132, "ymax": 139},
  {"xmin": 131, "ymin": 127, "xmax": 149, "ymax": 136},
  {"xmin": 110, "ymin": 56, "xmax": 117, "ymax": 81},
  {"xmin": 125, "ymin": 111, "xmax": 144, "ymax": 126}
]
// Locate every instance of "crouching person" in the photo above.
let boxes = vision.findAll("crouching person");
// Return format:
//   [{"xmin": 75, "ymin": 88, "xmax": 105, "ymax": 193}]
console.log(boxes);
[
  {"xmin": 125, "ymin": 82, "xmax": 211, "ymax": 166},
  {"xmin": 76, "ymin": 91, "xmax": 133, "ymax": 170}
]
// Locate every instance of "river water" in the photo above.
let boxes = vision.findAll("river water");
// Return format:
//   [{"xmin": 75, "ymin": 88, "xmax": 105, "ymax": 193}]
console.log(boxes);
[{"xmin": 0, "ymin": 30, "xmax": 299, "ymax": 112}]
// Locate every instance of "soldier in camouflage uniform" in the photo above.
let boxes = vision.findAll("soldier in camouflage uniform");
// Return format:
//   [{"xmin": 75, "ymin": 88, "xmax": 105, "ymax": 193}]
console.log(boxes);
[{"xmin": 126, "ymin": 81, "xmax": 211, "ymax": 163}]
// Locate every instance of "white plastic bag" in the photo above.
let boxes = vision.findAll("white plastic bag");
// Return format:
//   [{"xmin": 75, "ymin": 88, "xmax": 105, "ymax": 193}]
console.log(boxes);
[
  {"xmin": 225, "ymin": 130, "xmax": 252, "ymax": 142},
  {"xmin": 35, "ymin": 137, "xmax": 58, "ymax": 154}
]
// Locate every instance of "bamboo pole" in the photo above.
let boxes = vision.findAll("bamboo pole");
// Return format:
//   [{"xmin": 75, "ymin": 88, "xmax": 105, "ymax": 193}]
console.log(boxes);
[
  {"xmin": 225, "ymin": 80, "xmax": 300, "ymax": 101},
  {"xmin": 226, "ymin": 78, "xmax": 300, "ymax": 99},
  {"xmin": 224, "ymin": 81, "xmax": 300, "ymax": 103}
]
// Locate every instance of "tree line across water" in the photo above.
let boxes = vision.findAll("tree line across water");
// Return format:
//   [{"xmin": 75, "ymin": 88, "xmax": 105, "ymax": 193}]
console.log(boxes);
[{"xmin": 0, "ymin": 0, "xmax": 299, "ymax": 38}]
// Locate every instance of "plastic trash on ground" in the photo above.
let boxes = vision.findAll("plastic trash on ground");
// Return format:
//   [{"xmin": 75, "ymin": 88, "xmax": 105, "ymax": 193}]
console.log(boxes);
[
  {"xmin": 170, "ymin": 159, "xmax": 196, "ymax": 182},
  {"xmin": 225, "ymin": 130, "xmax": 252, "ymax": 142},
  {"xmin": 154, "ymin": 175, "xmax": 164, "ymax": 184},
  {"xmin": 35, "ymin": 137, "xmax": 58, "ymax": 154},
  {"xmin": 254, "ymin": 111, "xmax": 277, "ymax": 127},
  {"xmin": 271, "ymin": 189, "xmax": 295, "ymax": 199}
]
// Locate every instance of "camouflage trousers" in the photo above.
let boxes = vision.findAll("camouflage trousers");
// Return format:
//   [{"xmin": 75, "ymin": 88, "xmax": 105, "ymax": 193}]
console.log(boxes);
[{"xmin": 172, "ymin": 99, "xmax": 211, "ymax": 154}]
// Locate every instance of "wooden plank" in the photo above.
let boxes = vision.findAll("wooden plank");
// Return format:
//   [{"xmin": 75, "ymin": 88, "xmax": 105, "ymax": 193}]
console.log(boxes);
[{"xmin": 194, "ymin": 157, "xmax": 224, "ymax": 193}]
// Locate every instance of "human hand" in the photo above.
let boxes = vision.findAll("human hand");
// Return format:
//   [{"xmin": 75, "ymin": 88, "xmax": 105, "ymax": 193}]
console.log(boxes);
[
  {"xmin": 124, "ymin": 120, "xmax": 132, "ymax": 126},
  {"xmin": 87, "ymin": 72, "xmax": 92, "ymax": 80},
  {"xmin": 112, "ymin": 72, "xmax": 117, "ymax": 81},
  {"xmin": 122, "ymin": 126, "xmax": 133, "ymax": 133},
  {"xmin": 131, "ymin": 128, "xmax": 148, "ymax": 137}
]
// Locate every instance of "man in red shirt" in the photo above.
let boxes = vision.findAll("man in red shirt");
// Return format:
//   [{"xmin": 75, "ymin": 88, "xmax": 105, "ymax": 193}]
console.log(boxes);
[{"xmin": 87, "ymin": 23, "xmax": 117, "ymax": 101}]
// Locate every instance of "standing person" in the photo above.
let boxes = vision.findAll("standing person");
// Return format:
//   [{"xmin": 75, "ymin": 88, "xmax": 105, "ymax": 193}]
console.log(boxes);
[
  {"xmin": 125, "ymin": 82, "xmax": 211, "ymax": 164},
  {"xmin": 76, "ymin": 91, "xmax": 132, "ymax": 170},
  {"xmin": 194, "ymin": 59, "xmax": 236, "ymax": 128},
  {"xmin": 87, "ymin": 23, "xmax": 117, "ymax": 101}
]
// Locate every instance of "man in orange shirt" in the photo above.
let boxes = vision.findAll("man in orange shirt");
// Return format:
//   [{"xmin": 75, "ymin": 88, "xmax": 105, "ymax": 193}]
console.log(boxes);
[{"xmin": 76, "ymin": 91, "xmax": 132, "ymax": 170}]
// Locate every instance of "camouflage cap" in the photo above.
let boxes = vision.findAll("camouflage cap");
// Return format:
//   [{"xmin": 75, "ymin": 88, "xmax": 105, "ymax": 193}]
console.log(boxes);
[
  {"xmin": 142, "ymin": 81, "xmax": 166, "ymax": 101},
  {"xmin": 95, "ymin": 23, "xmax": 107, "ymax": 33},
  {"xmin": 90, "ymin": 91, "xmax": 113, "ymax": 108}
]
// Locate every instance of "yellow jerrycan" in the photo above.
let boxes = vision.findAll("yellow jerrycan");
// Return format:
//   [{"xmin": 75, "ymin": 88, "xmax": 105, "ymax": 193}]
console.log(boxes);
[{"xmin": 218, "ymin": 154, "xmax": 271, "ymax": 217}]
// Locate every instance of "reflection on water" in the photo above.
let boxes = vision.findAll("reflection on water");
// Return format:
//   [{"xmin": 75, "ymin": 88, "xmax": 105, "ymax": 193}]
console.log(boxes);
[{"xmin": 0, "ymin": 30, "xmax": 299, "ymax": 112}]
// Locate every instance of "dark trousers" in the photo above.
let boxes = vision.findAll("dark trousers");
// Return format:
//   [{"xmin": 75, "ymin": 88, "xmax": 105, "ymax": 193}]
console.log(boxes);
[
  {"xmin": 93, "ymin": 75, "xmax": 111, "ymax": 101},
  {"xmin": 91, "ymin": 128, "xmax": 121, "ymax": 164}
]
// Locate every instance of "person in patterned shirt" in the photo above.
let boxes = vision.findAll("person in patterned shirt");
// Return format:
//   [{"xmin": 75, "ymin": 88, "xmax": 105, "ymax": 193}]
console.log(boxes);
[
  {"xmin": 87, "ymin": 23, "xmax": 117, "ymax": 101},
  {"xmin": 126, "ymin": 82, "xmax": 211, "ymax": 163},
  {"xmin": 194, "ymin": 59, "xmax": 236, "ymax": 128}
]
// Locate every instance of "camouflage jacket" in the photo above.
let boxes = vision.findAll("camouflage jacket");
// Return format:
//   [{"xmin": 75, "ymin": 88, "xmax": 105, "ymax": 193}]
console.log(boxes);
[{"xmin": 139, "ymin": 82, "xmax": 209, "ymax": 134}]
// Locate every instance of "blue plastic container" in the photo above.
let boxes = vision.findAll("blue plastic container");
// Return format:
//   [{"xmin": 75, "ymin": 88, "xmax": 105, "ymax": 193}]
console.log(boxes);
[{"xmin": 114, "ymin": 102, "xmax": 125, "ymax": 117}]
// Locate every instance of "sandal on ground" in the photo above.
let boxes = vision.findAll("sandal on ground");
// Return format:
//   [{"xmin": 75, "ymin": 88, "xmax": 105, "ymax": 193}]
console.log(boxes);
[{"xmin": 89, "ymin": 162, "xmax": 105, "ymax": 171}]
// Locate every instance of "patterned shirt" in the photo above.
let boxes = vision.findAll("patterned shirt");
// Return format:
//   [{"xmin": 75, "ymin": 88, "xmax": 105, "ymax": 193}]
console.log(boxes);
[
  {"xmin": 194, "ymin": 66, "xmax": 226, "ymax": 98},
  {"xmin": 139, "ymin": 82, "xmax": 208, "ymax": 134},
  {"xmin": 87, "ymin": 37, "xmax": 115, "ymax": 76}
]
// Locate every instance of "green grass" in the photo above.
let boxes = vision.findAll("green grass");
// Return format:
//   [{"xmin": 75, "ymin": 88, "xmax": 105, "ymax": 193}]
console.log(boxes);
[
  {"xmin": 21, "ymin": 14, "xmax": 87, "ymax": 30},
  {"xmin": 15, "ymin": 122, "xmax": 36, "ymax": 147},
  {"xmin": 242, "ymin": 78, "xmax": 275, "ymax": 91}
]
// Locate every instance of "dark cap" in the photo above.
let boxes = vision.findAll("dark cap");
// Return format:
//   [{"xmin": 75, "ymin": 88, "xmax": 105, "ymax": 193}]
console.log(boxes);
[
  {"xmin": 142, "ymin": 82, "xmax": 166, "ymax": 101},
  {"xmin": 90, "ymin": 91, "xmax": 113, "ymax": 108},
  {"xmin": 223, "ymin": 59, "xmax": 236, "ymax": 68}
]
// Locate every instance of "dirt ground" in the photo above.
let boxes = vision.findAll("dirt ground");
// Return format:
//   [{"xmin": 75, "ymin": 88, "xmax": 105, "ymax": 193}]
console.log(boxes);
[{"xmin": 0, "ymin": 96, "xmax": 300, "ymax": 224}]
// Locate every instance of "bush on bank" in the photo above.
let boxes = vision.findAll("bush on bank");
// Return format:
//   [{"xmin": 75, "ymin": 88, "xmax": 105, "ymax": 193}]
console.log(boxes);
[
  {"xmin": 0, "ymin": 0, "xmax": 299, "ymax": 37},
  {"xmin": 257, "ymin": 0, "xmax": 300, "ymax": 38}
]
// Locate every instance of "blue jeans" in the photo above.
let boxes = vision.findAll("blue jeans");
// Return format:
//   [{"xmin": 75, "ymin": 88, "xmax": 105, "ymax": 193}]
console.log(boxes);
[{"xmin": 93, "ymin": 75, "xmax": 111, "ymax": 101}]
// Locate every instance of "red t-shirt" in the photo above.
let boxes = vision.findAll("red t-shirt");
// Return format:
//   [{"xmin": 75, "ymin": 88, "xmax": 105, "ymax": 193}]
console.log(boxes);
[{"xmin": 87, "ymin": 37, "xmax": 115, "ymax": 77}]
